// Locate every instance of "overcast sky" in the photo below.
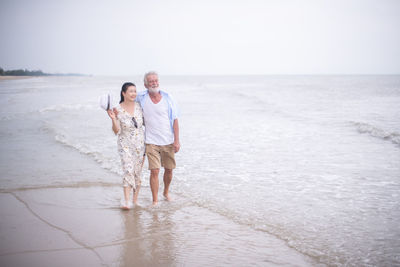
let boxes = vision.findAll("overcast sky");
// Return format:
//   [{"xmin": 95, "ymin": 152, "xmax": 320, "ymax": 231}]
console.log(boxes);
[{"xmin": 1, "ymin": 0, "xmax": 399, "ymax": 75}]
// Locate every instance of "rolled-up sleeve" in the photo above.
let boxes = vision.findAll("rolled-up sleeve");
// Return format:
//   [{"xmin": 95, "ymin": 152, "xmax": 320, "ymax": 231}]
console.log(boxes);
[
  {"xmin": 164, "ymin": 92, "xmax": 179, "ymax": 131},
  {"xmin": 171, "ymin": 98, "xmax": 179, "ymax": 120}
]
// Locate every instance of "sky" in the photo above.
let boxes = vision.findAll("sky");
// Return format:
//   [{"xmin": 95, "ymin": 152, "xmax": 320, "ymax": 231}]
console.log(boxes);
[{"xmin": 1, "ymin": 0, "xmax": 400, "ymax": 75}]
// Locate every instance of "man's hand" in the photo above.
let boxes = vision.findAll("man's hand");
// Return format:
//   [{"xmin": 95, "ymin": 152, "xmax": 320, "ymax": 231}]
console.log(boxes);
[
  {"xmin": 173, "ymin": 119, "xmax": 180, "ymax": 153},
  {"xmin": 173, "ymin": 141, "xmax": 180, "ymax": 153}
]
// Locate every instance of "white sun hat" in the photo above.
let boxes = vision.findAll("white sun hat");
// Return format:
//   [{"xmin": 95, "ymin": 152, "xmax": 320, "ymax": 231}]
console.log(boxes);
[{"xmin": 99, "ymin": 93, "xmax": 114, "ymax": 110}]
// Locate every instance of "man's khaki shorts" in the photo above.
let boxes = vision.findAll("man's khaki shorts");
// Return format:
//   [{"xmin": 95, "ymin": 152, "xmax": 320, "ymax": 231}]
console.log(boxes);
[{"xmin": 145, "ymin": 144, "xmax": 176, "ymax": 170}]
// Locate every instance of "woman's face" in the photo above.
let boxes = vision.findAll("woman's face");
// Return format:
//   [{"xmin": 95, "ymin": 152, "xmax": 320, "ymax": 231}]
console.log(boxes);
[{"xmin": 123, "ymin": 85, "xmax": 137, "ymax": 102}]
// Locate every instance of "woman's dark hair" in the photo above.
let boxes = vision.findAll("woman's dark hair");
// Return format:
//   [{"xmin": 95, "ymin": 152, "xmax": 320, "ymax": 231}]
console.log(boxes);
[{"xmin": 119, "ymin": 82, "xmax": 136, "ymax": 103}]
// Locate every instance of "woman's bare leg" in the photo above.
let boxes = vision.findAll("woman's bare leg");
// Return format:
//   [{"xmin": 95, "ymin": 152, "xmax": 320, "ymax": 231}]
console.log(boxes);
[
  {"xmin": 122, "ymin": 186, "xmax": 131, "ymax": 209},
  {"xmin": 133, "ymin": 185, "xmax": 141, "ymax": 205}
]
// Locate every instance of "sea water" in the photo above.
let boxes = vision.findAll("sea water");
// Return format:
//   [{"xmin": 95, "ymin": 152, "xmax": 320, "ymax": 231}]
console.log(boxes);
[{"xmin": 0, "ymin": 75, "xmax": 399, "ymax": 266}]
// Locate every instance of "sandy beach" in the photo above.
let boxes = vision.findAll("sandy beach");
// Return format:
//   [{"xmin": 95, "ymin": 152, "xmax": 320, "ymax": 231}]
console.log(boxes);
[
  {"xmin": 0, "ymin": 156, "xmax": 313, "ymax": 267},
  {"xmin": 0, "ymin": 188, "xmax": 314, "ymax": 267},
  {"xmin": 0, "ymin": 76, "xmax": 36, "ymax": 81}
]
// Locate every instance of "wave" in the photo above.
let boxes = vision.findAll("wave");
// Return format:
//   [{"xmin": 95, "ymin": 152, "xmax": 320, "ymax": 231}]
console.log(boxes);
[
  {"xmin": 0, "ymin": 114, "xmax": 16, "ymax": 121},
  {"xmin": 231, "ymin": 91, "xmax": 268, "ymax": 106},
  {"xmin": 350, "ymin": 121, "xmax": 400, "ymax": 146},
  {"xmin": 0, "ymin": 181, "xmax": 120, "ymax": 193},
  {"xmin": 55, "ymin": 133, "xmax": 122, "ymax": 174},
  {"xmin": 41, "ymin": 123, "xmax": 122, "ymax": 175},
  {"xmin": 39, "ymin": 103, "xmax": 97, "ymax": 113}
]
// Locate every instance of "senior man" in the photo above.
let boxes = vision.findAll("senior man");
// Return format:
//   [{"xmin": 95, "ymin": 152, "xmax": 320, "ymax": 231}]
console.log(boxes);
[{"xmin": 136, "ymin": 71, "xmax": 180, "ymax": 206}]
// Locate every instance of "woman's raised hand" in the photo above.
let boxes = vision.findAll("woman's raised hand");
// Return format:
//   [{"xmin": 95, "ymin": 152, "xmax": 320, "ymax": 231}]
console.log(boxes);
[
  {"xmin": 107, "ymin": 109, "xmax": 116, "ymax": 120},
  {"xmin": 113, "ymin": 107, "xmax": 119, "ymax": 117}
]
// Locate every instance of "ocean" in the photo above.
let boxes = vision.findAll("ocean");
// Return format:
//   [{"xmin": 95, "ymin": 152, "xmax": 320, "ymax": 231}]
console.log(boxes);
[{"xmin": 0, "ymin": 75, "xmax": 399, "ymax": 266}]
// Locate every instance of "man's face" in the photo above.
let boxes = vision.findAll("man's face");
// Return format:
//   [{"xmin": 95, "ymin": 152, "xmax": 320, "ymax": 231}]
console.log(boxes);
[{"xmin": 146, "ymin": 75, "xmax": 159, "ymax": 90}]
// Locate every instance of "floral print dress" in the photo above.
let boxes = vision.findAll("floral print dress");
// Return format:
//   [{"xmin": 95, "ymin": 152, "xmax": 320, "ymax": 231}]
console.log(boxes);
[{"xmin": 116, "ymin": 104, "xmax": 145, "ymax": 190}]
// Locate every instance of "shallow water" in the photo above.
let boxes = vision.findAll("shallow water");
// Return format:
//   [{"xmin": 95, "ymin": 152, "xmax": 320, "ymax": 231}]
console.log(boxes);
[{"xmin": 1, "ymin": 75, "xmax": 399, "ymax": 266}]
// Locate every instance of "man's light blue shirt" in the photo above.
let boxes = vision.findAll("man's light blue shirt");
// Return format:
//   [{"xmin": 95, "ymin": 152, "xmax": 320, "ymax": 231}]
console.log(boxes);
[{"xmin": 136, "ymin": 90, "xmax": 179, "ymax": 132}]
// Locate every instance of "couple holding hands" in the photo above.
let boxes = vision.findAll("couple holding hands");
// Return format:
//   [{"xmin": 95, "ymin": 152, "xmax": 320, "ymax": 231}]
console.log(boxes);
[{"xmin": 106, "ymin": 71, "xmax": 180, "ymax": 209}]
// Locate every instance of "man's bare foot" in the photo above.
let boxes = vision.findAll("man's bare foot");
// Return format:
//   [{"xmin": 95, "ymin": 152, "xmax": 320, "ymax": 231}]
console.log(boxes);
[
  {"xmin": 163, "ymin": 193, "xmax": 172, "ymax": 201},
  {"xmin": 151, "ymin": 201, "xmax": 158, "ymax": 207}
]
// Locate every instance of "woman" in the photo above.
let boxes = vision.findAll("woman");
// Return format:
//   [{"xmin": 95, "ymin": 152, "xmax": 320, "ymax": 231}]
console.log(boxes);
[{"xmin": 107, "ymin": 82, "xmax": 145, "ymax": 210}]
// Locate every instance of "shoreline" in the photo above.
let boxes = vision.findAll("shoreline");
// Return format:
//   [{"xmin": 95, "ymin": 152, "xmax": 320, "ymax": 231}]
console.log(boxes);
[{"xmin": 0, "ymin": 76, "xmax": 36, "ymax": 81}]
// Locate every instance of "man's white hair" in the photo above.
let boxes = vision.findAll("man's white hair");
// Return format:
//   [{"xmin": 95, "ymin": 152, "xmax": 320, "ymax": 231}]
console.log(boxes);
[{"xmin": 144, "ymin": 71, "xmax": 159, "ymax": 85}]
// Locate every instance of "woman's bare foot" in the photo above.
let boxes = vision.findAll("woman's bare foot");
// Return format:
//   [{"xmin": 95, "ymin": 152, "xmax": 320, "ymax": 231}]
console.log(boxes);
[
  {"xmin": 121, "ymin": 205, "xmax": 130, "ymax": 210},
  {"xmin": 121, "ymin": 200, "xmax": 131, "ymax": 210}
]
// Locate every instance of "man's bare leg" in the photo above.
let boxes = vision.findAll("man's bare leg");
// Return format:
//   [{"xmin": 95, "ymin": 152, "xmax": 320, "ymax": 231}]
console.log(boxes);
[
  {"xmin": 163, "ymin": 168, "xmax": 173, "ymax": 201},
  {"xmin": 150, "ymin": 169, "xmax": 160, "ymax": 206}
]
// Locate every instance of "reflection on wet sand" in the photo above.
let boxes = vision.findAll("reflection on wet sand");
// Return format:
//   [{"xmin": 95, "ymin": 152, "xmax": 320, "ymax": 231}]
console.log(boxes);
[
  {"xmin": 121, "ymin": 206, "xmax": 177, "ymax": 267},
  {"xmin": 119, "ymin": 199, "xmax": 316, "ymax": 266}
]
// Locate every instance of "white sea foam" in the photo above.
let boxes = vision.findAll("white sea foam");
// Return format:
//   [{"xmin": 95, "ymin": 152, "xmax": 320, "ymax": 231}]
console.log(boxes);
[
  {"xmin": 41, "ymin": 121, "xmax": 122, "ymax": 175},
  {"xmin": 350, "ymin": 121, "xmax": 400, "ymax": 146},
  {"xmin": 55, "ymin": 133, "xmax": 122, "ymax": 175}
]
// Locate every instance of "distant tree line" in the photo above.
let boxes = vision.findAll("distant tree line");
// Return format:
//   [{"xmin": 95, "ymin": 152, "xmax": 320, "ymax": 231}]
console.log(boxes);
[
  {"xmin": 0, "ymin": 67, "xmax": 49, "ymax": 76},
  {"xmin": 0, "ymin": 67, "xmax": 87, "ymax": 76}
]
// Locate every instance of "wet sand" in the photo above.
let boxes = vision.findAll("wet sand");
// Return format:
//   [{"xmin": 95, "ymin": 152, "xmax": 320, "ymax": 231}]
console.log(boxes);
[{"xmin": 0, "ymin": 186, "xmax": 315, "ymax": 267}]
